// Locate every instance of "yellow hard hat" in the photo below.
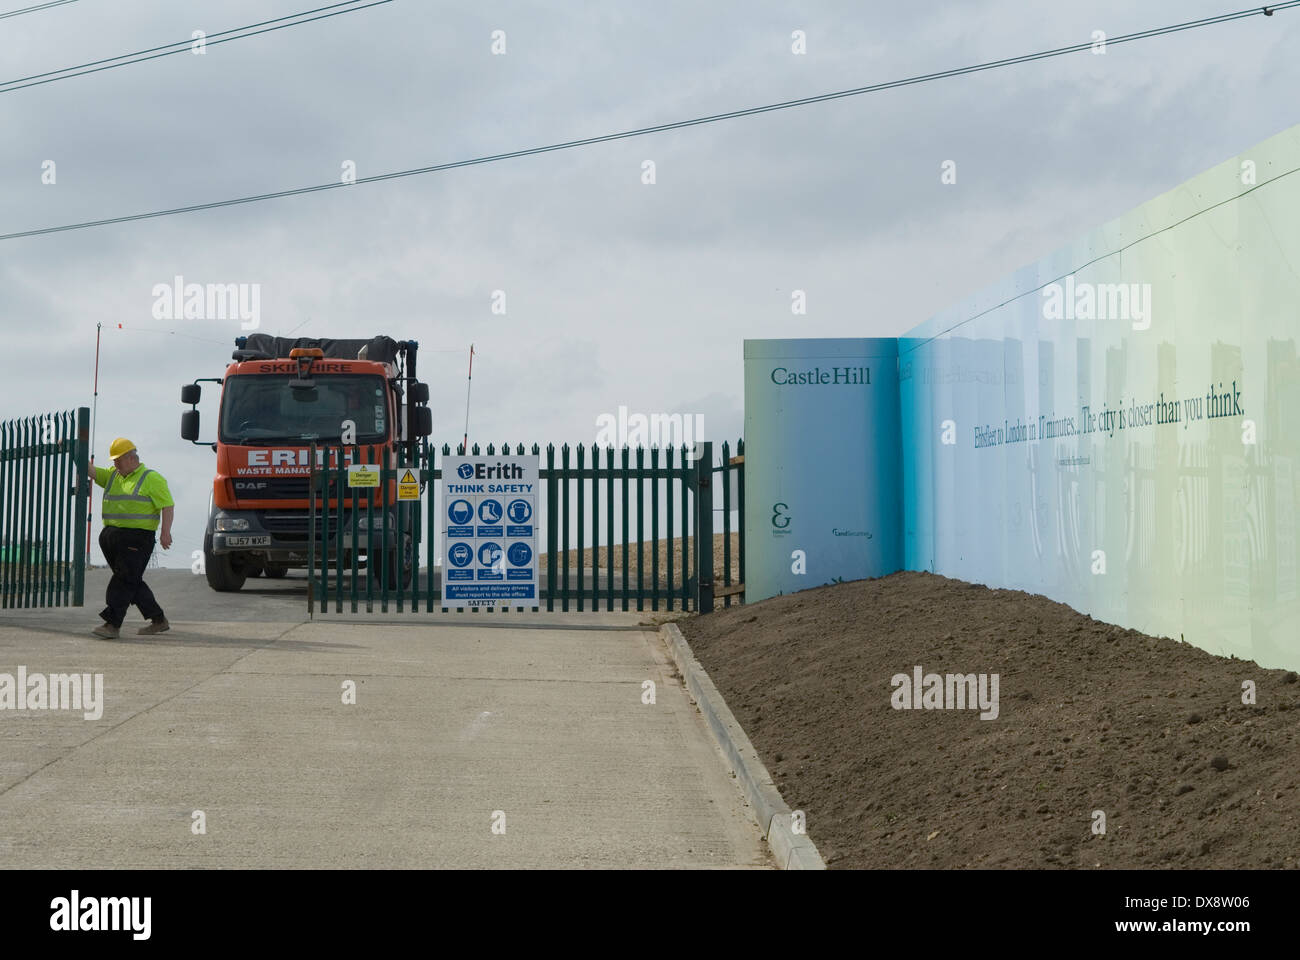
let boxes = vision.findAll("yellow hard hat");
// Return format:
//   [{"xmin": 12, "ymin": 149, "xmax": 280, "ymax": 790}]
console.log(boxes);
[{"xmin": 109, "ymin": 437, "xmax": 136, "ymax": 458}]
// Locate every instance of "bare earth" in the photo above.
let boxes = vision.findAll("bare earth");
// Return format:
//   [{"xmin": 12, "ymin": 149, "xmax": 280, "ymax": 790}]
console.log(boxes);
[{"xmin": 681, "ymin": 571, "xmax": 1300, "ymax": 869}]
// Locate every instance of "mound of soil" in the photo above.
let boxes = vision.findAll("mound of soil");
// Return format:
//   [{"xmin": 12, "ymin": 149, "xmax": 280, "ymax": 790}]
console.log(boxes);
[{"xmin": 682, "ymin": 571, "xmax": 1300, "ymax": 869}]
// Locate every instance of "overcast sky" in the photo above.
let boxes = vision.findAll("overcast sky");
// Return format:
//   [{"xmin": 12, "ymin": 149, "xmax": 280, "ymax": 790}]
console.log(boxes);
[{"xmin": 2, "ymin": 0, "xmax": 1297, "ymax": 566}]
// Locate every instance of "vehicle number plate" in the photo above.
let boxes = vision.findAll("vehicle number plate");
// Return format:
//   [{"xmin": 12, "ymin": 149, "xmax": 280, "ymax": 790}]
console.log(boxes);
[{"xmin": 226, "ymin": 536, "xmax": 270, "ymax": 547}]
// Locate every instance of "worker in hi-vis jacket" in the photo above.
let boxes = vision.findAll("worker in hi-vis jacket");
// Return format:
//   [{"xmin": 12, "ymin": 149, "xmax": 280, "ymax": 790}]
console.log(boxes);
[{"xmin": 91, "ymin": 437, "xmax": 174, "ymax": 639}]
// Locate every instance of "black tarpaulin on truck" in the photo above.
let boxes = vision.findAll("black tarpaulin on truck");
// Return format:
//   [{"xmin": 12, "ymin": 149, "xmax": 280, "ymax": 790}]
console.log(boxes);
[{"xmin": 235, "ymin": 335, "xmax": 400, "ymax": 365}]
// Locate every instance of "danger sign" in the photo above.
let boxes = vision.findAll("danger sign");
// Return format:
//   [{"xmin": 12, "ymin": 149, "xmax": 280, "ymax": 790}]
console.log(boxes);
[
  {"xmin": 347, "ymin": 465, "xmax": 380, "ymax": 488},
  {"xmin": 397, "ymin": 468, "xmax": 420, "ymax": 501}
]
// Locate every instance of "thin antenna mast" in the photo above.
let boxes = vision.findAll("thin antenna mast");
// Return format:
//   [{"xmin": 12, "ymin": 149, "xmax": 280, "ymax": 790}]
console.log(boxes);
[
  {"xmin": 461, "ymin": 344, "xmax": 474, "ymax": 453},
  {"xmin": 86, "ymin": 322, "xmax": 101, "ymax": 563}
]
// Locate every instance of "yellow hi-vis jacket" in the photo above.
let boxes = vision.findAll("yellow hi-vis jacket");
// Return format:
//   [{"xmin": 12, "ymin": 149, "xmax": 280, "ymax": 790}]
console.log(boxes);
[{"xmin": 94, "ymin": 464, "xmax": 174, "ymax": 531}]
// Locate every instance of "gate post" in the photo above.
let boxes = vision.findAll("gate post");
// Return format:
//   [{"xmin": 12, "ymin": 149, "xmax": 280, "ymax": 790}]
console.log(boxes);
[
  {"xmin": 694, "ymin": 441, "xmax": 713, "ymax": 614},
  {"xmin": 307, "ymin": 442, "xmax": 316, "ymax": 618},
  {"xmin": 71, "ymin": 407, "xmax": 89, "ymax": 607},
  {"xmin": 546, "ymin": 444, "xmax": 556, "ymax": 612}
]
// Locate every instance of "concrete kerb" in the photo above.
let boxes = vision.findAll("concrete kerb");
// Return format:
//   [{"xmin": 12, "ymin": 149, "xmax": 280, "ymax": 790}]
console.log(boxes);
[{"xmin": 660, "ymin": 621, "xmax": 826, "ymax": 870}]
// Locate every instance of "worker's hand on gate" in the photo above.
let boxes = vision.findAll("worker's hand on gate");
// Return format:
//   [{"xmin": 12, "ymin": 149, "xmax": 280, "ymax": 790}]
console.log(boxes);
[{"xmin": 160, "ymin": 532, "xmax": 172, "ymax": 550}]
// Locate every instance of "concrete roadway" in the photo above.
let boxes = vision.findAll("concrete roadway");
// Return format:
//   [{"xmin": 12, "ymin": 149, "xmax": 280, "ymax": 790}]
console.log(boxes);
[{"xmin": 0, "ymin": 571, "xmax": 771, "ymax": 868}]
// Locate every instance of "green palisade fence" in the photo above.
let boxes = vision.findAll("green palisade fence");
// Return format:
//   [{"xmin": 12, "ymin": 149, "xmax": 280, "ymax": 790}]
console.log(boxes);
[
  {"xmin": 306, "ymin": 438, "xmax": 744, "ymax": 615},
  {"xmin": 0, "ymin": 407, "xmax": 89, "ymax": 608}
]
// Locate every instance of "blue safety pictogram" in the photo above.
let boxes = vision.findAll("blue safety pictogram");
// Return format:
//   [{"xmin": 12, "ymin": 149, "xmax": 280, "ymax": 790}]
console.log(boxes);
[{"xmin": 478, "ymin": 542, "xmax": 503, "ymax": 568}]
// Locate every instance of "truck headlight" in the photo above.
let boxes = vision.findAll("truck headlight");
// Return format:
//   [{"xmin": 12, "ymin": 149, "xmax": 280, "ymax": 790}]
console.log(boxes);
[{"xmin": 215, "ymin": 517, "xmax": 250, "ymax": 532}]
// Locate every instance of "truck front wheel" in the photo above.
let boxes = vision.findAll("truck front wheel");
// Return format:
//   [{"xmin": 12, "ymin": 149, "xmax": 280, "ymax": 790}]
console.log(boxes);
[
  {"xmin": 204, "ymin": 532, "xmax": 248, "ymax": 592},
  {"xmin": 371, "ymin": 546, "xmax": 413, "ymax": 590}
]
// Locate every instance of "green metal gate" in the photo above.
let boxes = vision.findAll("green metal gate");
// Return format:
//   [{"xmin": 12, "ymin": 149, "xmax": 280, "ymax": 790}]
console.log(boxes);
[
  {"xmin": 0, "ymin": 408, "xmax": 90, "ymax": 608},
  {"xmin": 306, "ymin": 438, "xmax": 744, "ymax": 615}
]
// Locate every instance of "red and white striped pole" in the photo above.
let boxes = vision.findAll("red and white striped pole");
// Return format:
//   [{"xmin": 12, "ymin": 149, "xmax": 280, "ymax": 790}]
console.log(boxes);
[{"xmin": 86, "ymin": 322, "xmax": 101, "ymax": 564}]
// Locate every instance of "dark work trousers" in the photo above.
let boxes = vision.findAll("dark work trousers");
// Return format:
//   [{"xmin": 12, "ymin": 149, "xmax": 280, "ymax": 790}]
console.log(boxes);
[{"xmin": 98, "ymin": 526, "xmax": 165, "ymax": 628}]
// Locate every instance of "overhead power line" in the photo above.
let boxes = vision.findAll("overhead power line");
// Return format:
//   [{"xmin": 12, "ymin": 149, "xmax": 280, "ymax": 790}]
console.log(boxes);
[
  {"xmin": 2, "ymin": 1, "xmax": 1296, "ymax": 242},
  {"xmin": 0, "ymin": 0, "xmax": 81, "ymax": 21},
  {"xmin": 0, "ymin": 0, "xmax": 391, "ymax": 93}
]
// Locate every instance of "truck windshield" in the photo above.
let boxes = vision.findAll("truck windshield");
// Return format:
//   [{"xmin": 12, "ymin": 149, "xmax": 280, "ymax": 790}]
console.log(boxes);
[{"xmin": 219, "ymin": 374, "xmax": 388, "ymax": 444}]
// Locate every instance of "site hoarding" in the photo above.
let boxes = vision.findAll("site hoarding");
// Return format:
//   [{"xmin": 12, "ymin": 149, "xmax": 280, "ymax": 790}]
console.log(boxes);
[
  {"xmin": 743, "ymin": 123, "xmax": 1300, "ymax": 671},
  {"xmin": 900, "ymin": 123, "xmax": 1300, "ymax": 671},
  {"xmin": 743, "ymin": 338, "xmax": 902, "ymax": 602}
]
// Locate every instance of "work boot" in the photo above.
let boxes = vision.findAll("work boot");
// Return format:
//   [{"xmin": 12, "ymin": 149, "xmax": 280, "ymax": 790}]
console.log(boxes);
[
  {"xmin": 92, "ymin": 622, "xmax": 120, "ymax": 639},
  {"xmin": 138, "ymin": 618, "xmax": 170, "ymax": 635}
]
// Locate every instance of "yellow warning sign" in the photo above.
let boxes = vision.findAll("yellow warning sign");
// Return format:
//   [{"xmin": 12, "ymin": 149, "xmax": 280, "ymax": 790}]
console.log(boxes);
[
  {"xmin": 397, "ymin": 468, "xmax": 420, "ymax": 501},
  {"xmin": 347, "ymin": 465, "xmax": 380, "ymax": 488}
]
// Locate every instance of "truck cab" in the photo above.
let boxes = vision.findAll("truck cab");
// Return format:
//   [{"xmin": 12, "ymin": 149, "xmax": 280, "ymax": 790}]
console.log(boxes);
[{"xmin": 181, "ymin": 334, "xmax": 432, "ymax": 591}]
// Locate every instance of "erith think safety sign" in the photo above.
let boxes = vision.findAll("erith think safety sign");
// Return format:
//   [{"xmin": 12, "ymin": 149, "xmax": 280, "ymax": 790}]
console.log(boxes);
[{"xmin": 442, "ymin": 455, "xmax": 538, "ymax": 609}]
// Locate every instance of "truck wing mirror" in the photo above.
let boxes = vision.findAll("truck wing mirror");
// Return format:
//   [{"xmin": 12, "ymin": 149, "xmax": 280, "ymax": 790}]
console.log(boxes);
[
  {"xmin": 180, "ymin": 376, "xmax": 220, "ymax": 446},
  {"xmin": 181, "ymin": 410, "xmax": 201, "ymax": 442},
  {"xmin": 409, "ymin": 381, "xmax": 429, "ymax": 404},
  {"xmin": 413, "ymin": 406, "xmax": 433, "ymax": 437}
]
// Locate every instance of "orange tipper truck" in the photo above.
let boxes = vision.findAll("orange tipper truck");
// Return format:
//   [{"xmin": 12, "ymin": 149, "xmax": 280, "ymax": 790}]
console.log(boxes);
[{"xmin": 180, "ymin": 334, "xmax": 432, "ymax": 592}]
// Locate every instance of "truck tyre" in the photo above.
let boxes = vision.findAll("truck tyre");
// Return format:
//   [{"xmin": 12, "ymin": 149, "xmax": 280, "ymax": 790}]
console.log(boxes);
[
  {"xmin": 263, "ymin": 562, "xmax": 288, "ymax": 579},
  {"xmin": 371, "ymin": 547, "xmax": 413, "ymax": 590},
  {"xmin": 204, "ymin": 532, "xmax": 247, "ymax": 592}
]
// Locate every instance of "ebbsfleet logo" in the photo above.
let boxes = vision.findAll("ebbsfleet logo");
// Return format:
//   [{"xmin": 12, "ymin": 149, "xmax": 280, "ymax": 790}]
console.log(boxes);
[
  {"xmin": 770, "ymin": 366, "xmax": 870, "ymax": 385},
  {"xmin": 771, "ymin": 502, "xmax": 791, "ymax": 537}
]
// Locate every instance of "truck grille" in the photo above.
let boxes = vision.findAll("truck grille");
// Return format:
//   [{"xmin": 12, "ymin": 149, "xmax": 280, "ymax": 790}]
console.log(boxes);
[
  {"xmin": 262, "ymin": 515, "xmax": 334, "ymax": 542},
  {"xmin": 231, "ymin": 476, "xmax": 338, "ymax": 499}
]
